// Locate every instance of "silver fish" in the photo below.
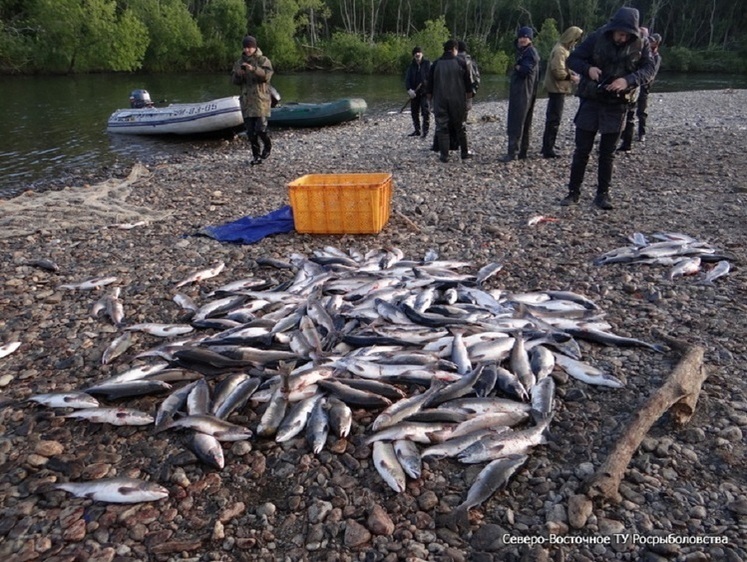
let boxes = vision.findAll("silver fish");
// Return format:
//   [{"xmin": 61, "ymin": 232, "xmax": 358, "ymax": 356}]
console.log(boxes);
[
  {"xmin": 155, "ymin": 380, "xmax": 201, "ymax": 428},
  {"xmin": 453, "ymin": 454, "xmax": 527, "ymax": 515},
  {"xmin": 667, "ymin": 256, "xmax": 701, "ymax": 281},
  {"xmin": 530, "ymin": 376, "xmax": 555, "ymax": 423},
  {"xmin": 212, "ymin": 376, "xmax": 261, "ymax": 420},
  {"xmin": 256, "ymin": 383, "xmax": 289, "ymax": 438},
  {"xmin": 27, "ymin": 391, "xmax": 100, "ymax": 409},
  {"xmin": 457, "ymin": 421, "xmax": 549, "ymax": 464},
  {"xmin": 175, "ymin": 262, "xmax": 225, "ymax": 288},
  {"xmin": 55, "ymin": 477, "xmax": 168, "ymax": 503},
  {"xmin": 475, "ymin": 262, "xmax": 503, "ymax": 285},
  {"xmin": 189, "ymin": 432, "xmax": 225, "ymax": 469},
  {"xmin": 393, "ymin": 439, "xmax": 422, "ymax": 479},
  {"xmin": 101, "ymin": 331, "xmax": 134, "ymax": 365},
  {"xmin": 125, "ymin": 323, "xmax": 194, "ymax": 337},
  {"xmin": 85, "ymin": 380, "xmax": 172, "ymax": 400},
  {"xmin": 0, "ymin": 341, "xmax": 21, "ymax": 359},
  {"xmin": 64, "ymin": 407, "xmax": 154, "ymax": 426},
  {"xmin": 552, "ymin": 353, "xmax": 625, "ymax": 388},
  {"xmin": 187, "ymin": 378, "xmax": 211, "ymax": 415},
  {"xmin": 173, "ymin": 292, "xmax": 199, "ymax": 314},
  {"xmin": 421, "ymin": 427, "xmax": 509, "ymax": 459},
  {"xmin": 24, "ymin": 258, "xmax": 60, "ymax": 272},
  {"xmin": 365, "ymin": 421, "xmax": 455, "ymax": 445},
  {"xmin": 328, "ymin": 396, "xmax": 353, "ymax": 438},
  {"xmin": 276, "ymin": 393, "xmax": 323, "ymax": 443},
  {"xmin": 450, "ymin": 331, "xmax": 472, "ymax": 375},
  {"xmin": 699, "ymin": 260, "xmax": 730, "ymax": 285},
  {"xmin": 305, "ymin": 396, "xmax": 329, "ymax": 454},
  {"xmin": 159, "ymin": 414, "xmax": 253, "ymax": 441},
  {"xmin": 372, "ymin": 441, "xmax": 407, "ymax": 493},
  {"xmin": 449, "ymin": 411, "xmax": 529, "ymax": 439},
  {"xmin": 59, "ymin": 276, "xmax": 118, "ymax": 290},
  {"xmin": 529, "ymin": 345, "xmax": 555, "ymax": 381}
]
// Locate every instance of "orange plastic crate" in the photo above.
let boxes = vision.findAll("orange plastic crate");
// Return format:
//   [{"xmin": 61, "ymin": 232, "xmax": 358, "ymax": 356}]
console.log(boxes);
[{"xmin": 288, "ymin": 173, "xmax": 393, "ymax": 234}]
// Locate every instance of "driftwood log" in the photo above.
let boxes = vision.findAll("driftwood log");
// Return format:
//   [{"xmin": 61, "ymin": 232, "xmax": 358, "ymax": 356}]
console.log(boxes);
[{"xmin": 583, "ymin": 331, "xmax": 707, "ymax": 503}]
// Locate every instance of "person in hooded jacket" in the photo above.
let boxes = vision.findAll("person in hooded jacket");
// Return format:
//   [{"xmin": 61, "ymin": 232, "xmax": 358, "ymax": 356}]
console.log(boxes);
[
  {"xmin": 232, "ymin": 35, "xmax": 274, "ymax": 166},
  {"xmin": 426, "ymin": 39, "xmax": 473, "ymax": 163},
  {"xmin": 560, "ymin": 7, "xmax": 656, "ymax": 210},
  {"xmin": 405, "ymin": 46, "xmax": 431, "ymax": 138},
  {"xmin": 504, "ymin": 27, "xmax": 540, "ymax": 161},
  {"xmin": 541, "ymin": 26, "xmax": 584, "ymax": 158}
]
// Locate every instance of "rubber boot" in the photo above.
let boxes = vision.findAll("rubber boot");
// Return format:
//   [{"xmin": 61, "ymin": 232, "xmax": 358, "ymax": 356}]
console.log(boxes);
[
  {"xmin": 410, "ymin": 112, "xmax": 420, "ymax": 136},
  {"xmin": 560, "ymin": 186, "xmax": 580, "ymax": 206},
  {"xmin": 541, "ymin": 124, "xmax": 559, "ymax": 157},
  {"xmin": 259, "ymin": 132, "xmax": 272, "ymax": 159},
  {"xmin": 249, "ymin": 134, "xmax": 262, "ymax": 165},
  {"xmin": 458, "ymin": 127, "xmax": 471, "ymax": 160},
  {"xmin": 437, "ymin": 133, "xmax": 450, "ymax": 163},
  {"xmin": 618, "ymin": 121, "xmax": 633, "ymax": 152},
  {"xmin": 593, "ymin": 187, "xmax": 613, "ymax": 210}
]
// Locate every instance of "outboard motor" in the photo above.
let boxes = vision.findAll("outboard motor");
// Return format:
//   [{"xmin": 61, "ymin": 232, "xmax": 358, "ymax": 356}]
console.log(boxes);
[{"xmin": 129, "ymin": 89, "xmax": 153, "ymax": 109}]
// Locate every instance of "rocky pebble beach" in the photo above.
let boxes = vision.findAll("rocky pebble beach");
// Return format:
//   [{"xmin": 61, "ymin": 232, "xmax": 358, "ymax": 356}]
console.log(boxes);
[{"xmin": 1, "ymin": 89, "xmax": 746, "ymax": 561}]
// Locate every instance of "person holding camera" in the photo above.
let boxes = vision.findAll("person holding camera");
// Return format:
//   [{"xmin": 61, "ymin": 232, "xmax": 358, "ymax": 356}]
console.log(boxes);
[
  {"xmin": 232, "ymin": 35, "xmax": 274, "ymax": 166},
  {"xmin": 559, "ymin": 7, "xmax": 656, "ymax": 210}
]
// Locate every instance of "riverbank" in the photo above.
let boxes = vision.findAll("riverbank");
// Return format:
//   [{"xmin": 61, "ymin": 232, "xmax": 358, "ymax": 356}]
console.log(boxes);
[{"xmin": 1, "ymin": 90, "xmax": 746, "ymax": 561}]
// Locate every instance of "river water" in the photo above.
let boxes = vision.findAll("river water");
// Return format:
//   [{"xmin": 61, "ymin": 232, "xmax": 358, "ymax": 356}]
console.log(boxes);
[{"xmin": 1, "ymin": 71, "xmax": 746, "ymax": 197}]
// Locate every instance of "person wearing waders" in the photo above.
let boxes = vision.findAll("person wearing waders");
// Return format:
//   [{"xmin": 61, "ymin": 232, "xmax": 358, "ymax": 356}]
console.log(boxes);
[
  {"xmin": 232, "ymin": 35, "xmax": 274, "ymax": 166},
  {"xmin": 503, "ymin": 27, "xmax": 540, "ymax": 162}
]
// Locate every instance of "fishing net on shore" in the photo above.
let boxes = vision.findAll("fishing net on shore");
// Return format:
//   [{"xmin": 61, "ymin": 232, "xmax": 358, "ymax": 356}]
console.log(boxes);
[{"xmin": 0, "ymin": 163, "xmax": 171, "ymax": 240}]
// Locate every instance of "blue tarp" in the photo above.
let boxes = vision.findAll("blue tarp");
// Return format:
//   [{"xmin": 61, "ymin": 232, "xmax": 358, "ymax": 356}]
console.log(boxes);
[{"xmin": 199, "ymin": 205, "xmax": 295, "ymax": 244}]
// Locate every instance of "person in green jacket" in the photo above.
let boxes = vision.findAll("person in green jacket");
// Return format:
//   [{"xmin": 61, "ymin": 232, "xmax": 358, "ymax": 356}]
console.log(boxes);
[
  {"xmin": 541, "ymin": 26, "xmax": 584, "ymax": 158},
  {"xmin": 232, "ymin": 35, "xmax": 274, "ymax": 166}
]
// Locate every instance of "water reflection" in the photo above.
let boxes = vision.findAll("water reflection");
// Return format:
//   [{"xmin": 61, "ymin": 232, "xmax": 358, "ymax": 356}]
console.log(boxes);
[{"xmin": 1, "ymin": 72, "xmax": 745, "ymax": 197}]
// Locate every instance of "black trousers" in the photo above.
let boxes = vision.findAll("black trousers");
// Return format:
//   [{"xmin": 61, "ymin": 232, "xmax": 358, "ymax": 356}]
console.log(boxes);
[
  {"xmin": 569, "ymin": 128, "xmax": 620, "ymax": 194},
  {"xmin": 541, "ymin": 92, "xmax": 565, "ymax": 154},
  {"xmin": 244, "ymin": 116, "xmax": 270, "ymax": 158},
  {"xmin": 410, "ymin": 94, "xmax": 430, "ymax": 133},
  {"xmin": 621, "ymin": 85, "xmax": 651, "ymax": 146}
]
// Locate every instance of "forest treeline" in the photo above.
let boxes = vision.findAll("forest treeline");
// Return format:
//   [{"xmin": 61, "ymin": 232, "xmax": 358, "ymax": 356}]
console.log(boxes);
[{"xmin": 1, "ymin": 0, "xmax": 746, "ymax": 75}]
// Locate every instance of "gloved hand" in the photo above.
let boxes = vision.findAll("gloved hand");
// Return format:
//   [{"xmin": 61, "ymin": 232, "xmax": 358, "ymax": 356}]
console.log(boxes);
[{"xmin": 407, "ymin": 89, "xmax": 416, "ymax": 99}]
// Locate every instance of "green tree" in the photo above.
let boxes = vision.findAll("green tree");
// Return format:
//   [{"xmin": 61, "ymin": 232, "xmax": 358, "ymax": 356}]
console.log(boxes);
[
  {"xmin": 534, "ymin": 17, "xmax": 559, "ymax": 63},
  {"xmin": 23, "ymin": 0, "xmax": 147, "ymax": 73},
  {"xmin": 129, "ymin": 0, "xmax": 203, "ymax": 72},
  {"xmin": 196, "ymin": 0, "xmax": 247, "ymax": 69},
  {"xmin": 257, "ymin": 0, "xmax": 305, "ymax": 71}
]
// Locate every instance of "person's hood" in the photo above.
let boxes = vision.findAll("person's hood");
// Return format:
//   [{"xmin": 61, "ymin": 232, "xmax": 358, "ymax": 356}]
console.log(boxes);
[
  {"xmin": 604, "ymin": 7, "xmax": 640, "ymax": 38},
  {"xmin": 559, "ymin": 26, "xmax": 583, "ymax": 48}
]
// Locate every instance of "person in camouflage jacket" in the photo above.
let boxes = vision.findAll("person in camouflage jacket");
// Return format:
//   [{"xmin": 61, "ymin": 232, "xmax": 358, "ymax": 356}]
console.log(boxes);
[{"xmin": 232, "ymin": 35, "xmax": 274, "ymax": 165}]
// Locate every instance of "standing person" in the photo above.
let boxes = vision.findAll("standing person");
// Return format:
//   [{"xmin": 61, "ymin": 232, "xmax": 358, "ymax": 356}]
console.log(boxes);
[
  {"xmin": 427, "ymin": 39, "xmax": 473, "ymax": 163},
  {"xmin": 457, "ymin": 41, "xmax": 480, "ymax": 115},
  {"xmin": 541, "ymin": 26, "xmax": 584, "ymax": 158},
  {"xmin": 504, "ymin": 27, "xmax": 540, "ymax": 161},
  {"xmin": 405, "ymin": 46, "xmax": 431, "ymax": 138},
  {"xmin": 559, "ymin": 7, "xmax": 656, "ymax": 210},
  {"xmin": 618, "ymin": 31, "xmax": 662, "ymax": 150},
  {"xmin": 231, "ymin": 35, "xmax": 274, "ymax": 166}
]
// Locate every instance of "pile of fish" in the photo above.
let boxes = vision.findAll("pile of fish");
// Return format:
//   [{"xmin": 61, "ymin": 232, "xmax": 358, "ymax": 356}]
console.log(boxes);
[
  {"xmin": 29, "ymin": 247, "xmax": 668, "ymax": 511},
  {"xmin": 594, "ymin": 232, "xmax": 732, "ymax": 283}
]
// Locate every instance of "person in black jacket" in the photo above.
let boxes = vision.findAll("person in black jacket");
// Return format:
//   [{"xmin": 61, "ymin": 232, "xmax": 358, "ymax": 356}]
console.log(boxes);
[
  {"xmin": 405, "ymin": 46, "xmax": 431, "ymax": 138},
  {"xmin": 560, "ymin": 7, "xmax": 656, "ymax": 210},
  {"xmin": 618, "ymin": 31, "xmax": 662, "ymax": 150},
  {"xmin": 426, "ymin": 39, "xmax": 473, "ymax": 163},
  {"xmin": 503, "ymin": 27, "xmax": 540, "ymax": 161}
]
